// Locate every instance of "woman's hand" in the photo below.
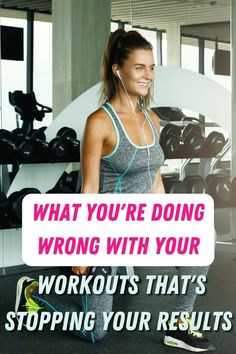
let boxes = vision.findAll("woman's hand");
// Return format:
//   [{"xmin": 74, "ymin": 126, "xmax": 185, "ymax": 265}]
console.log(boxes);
[{"xmin": 71, "ymin": 266, "xmax": 90, "ymax": 275}]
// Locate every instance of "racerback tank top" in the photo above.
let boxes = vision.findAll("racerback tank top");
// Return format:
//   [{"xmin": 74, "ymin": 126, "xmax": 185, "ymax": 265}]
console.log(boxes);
[{"xmin": 99, "ymin": 102, "xmax": 164, "ymax": 193}]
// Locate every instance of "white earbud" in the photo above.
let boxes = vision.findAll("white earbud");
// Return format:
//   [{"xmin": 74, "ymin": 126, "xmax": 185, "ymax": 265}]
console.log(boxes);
[{"xmin": 116, "ymin": 70, "xmax": 121, "ymax": 79}]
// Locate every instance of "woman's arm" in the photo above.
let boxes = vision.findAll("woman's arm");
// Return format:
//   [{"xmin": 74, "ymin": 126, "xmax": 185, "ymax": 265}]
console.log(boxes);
[
  {"xmin": 80, "ymin": 110, "xmax": 107, "ymax": 193},
  {"xmin": 74, "ymin": 110, "xmax": 108, "ymax": 274}
]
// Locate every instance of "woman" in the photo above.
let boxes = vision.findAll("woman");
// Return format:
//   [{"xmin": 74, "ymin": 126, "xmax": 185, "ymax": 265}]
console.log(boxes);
[
  {"xmin": 15, "ymin": 29, "xmax": 214, "ymax": 352},
  {"xmin": 77, "ymin": 29, "xmax": 214, "ymax": 352}
]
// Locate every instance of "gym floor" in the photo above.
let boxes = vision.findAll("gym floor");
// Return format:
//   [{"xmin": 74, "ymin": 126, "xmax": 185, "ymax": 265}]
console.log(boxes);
[{"xmin": 0, "ymin": 251, "xmax": 235, "ymax": 354}]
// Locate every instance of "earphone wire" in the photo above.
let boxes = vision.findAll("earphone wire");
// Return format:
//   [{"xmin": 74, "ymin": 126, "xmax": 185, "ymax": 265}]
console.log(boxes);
[{"xmin": 118, "ymin": 74, "xmax": 153, "ymax": 191}]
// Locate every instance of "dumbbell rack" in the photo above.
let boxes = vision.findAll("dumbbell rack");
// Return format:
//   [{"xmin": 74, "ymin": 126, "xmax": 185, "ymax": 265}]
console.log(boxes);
[
  {"xmin": 160, "ymin": 120, "xmax": 236, "ymax": 248},
  {"xmin": 0, "ymin": 92, "xmax": 86, "ymax": 275},
  {"xmin": 160, "ymin": 120, "xmax": 225, "ymax": 175},
  {"xmin": 0, "ymin": 144, "xmax": 81, "ymax": 276},
  {"xmin": 0, "ymin": 120, "xmax": 234, "ymax": 274}
]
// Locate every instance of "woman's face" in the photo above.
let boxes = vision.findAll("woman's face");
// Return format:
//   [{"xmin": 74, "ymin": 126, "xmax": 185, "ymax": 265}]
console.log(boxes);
[{"xmin": 117, "ymin": 49, "xmax": 155, "ymax": 98}]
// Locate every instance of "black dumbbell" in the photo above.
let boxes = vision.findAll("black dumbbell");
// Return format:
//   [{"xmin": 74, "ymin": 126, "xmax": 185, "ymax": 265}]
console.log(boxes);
[
  {"xmin": 205, "ymin": 131, "xmax": 226, "ymax": 155},
  {"xmin": 47, "ymin": 137, "xmax": 69, "ymax": 162},
  {"xmin": 160, "ymin": 123, "xmax": 205, "ymax": 158},
  {"xmin": 181, "ymin": 124, "xmax": 205, "ymax": 156},
  {"xmin": 0, "ymin": 129, "xmax": 18, "ymax": 162},
  {"xmin": 0, "ymin": 129, "xmax": 34, "ymax": 162},
  {"xmin": 28, "ymin": 129, "xmax": 69, "ymax": 162},
  {"xmin": 160, "ymin": 124, "xmax": 181, "ymax": 158},
  {"xmin": 61, "ymin": 170, "xmax": 80, "ymax": 193},
  {"xmin": 0, "ymin": 129, "xmax": 33, "ymax": 162},
  {"xmin": 11, "ymin": 128, "xmax": 35, "ymax": 161},
  {"xmin": 162, "ymin": 177, "xmax": 188, "ymax": 193},
  {"xmin": 56, "ymin": 127, "xmax": 80, "ymax": 161},
  {"xmin": 183, "ymin": 175, "xmax": 208, "ymax": 194},
  {"xmin": 27, "ymin": 129, "xmax": 48, "ymax": 161},
  {"xmin": 206, "ymin": 174, "xmax": 231, "ymax": 206},
  {"xmin": 6, "ymin": 187, "xmax": 41, "ymax": 226},
  {"xmin": 55, "ymin": 170, "xmax": 78, "ymax": 192}
]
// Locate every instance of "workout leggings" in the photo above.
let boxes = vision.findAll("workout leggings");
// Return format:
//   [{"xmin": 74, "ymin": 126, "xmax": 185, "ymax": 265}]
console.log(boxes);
[
  {"xmin": 31, "ymin": 265, "xmax": 209, "ymax": 342},
  {"xmin": 174, "ymin": 265, "xmax": 210, "ymax": 313},
  {"xmin": 32, "ymin": 287, "xmax": 113, "ymax": 343},
  {"xmin": 174, "ymin": 229, "xmax": 215, "ymax": 313}
]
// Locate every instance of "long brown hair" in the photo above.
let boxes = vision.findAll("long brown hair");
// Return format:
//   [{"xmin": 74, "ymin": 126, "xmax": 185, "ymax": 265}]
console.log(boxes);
[{"xmin": 100, "ymin": 29, "xmax": 153, "ymax": 107}]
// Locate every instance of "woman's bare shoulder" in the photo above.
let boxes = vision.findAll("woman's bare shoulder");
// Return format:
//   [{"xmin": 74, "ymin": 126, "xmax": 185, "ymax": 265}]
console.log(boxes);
[
  {"xmin": 86, "ymin": 107, "xmax": 110, "ymax": 126},
  {"xmin": 84, "ymin": 107, "xmax": 112, "ymax": 138},
  {"xmin": 147, "ymin": 109, "xmax": 161, "ymax": 132}
]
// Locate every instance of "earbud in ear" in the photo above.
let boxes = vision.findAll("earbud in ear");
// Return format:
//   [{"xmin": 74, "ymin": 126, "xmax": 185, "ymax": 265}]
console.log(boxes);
[{"xmin": 116, "ymin": 70, "xmax": 121, "ymax": 79}]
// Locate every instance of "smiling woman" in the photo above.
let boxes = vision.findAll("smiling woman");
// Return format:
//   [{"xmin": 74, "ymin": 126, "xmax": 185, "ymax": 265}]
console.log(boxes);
[
  {"xmin": 14, "ymin": 29, "xmax": 214, "ymax": 352},
  {"xmin": 82, "ymin": 30, "xmax": 165, "ymax": 195},
  {"xmin": 79, "ymin": 28, "xmax": 214, "ymax": 352}
]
